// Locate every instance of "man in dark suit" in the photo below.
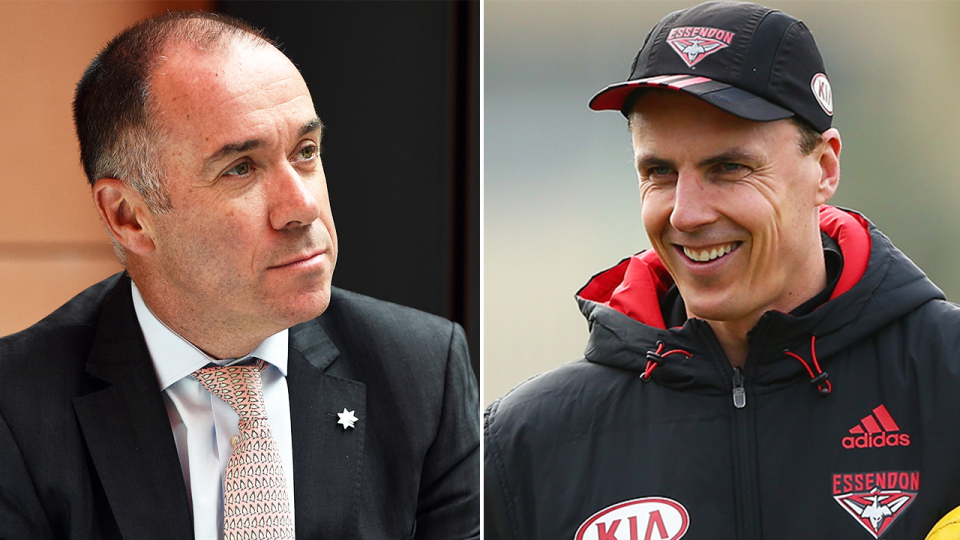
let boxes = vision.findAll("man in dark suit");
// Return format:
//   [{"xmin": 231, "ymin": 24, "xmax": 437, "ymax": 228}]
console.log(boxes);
[{"xmin": 0, "ymin": 11, "xmax": 479, "ymax": 540}]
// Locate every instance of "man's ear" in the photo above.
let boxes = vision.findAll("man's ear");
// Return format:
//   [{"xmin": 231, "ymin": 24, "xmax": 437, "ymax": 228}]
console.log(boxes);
[
  {"xmin": 815, "ymin": 128, "xmax": 842, "ymax": 205},
  {"xmin": 92, "ymin": 178, "xmax": 156, "ymax": 256}
]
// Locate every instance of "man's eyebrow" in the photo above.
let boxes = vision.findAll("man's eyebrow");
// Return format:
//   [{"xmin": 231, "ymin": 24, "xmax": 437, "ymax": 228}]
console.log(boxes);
[
  {"xmin": 635, "ymin": 150, "xmax": 761, "ymax": 171},
  {"xmin": 201, "ymin": 138, "xmax": 264, "ymax": 176},
  {"xmin": 299, "ymin": 117, "xmax": 323, "ymax": 139},
  {"xmin": 201, "ymin": 117, "xmax": 323, "ymax": 176},
  {"xmin": 635, "ymin": 154, "xmax": 674, "ymax": 171},
  {"xmin": 698, "ymin": 150, "xmax": 760, "ymax": 168}
]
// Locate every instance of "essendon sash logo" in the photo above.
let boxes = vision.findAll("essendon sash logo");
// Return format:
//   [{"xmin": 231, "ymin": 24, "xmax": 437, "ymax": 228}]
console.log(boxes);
[
  {"xmin": 575, "ymin": 497, "xmax": 690, "ymax": 540},
  {"xmin": 666, "ymin": 27, "xmax": 734, "ymax": 68},
  {"xmin": 832, "ymin": 471, "xmax": 919, "ymax": 538},
  {"xmin": 842, "ymin": 405, "xmax": 911, "ymax": 449}
]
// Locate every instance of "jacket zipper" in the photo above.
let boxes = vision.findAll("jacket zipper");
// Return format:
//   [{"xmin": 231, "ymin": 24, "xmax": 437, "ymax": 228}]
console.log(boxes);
[
  {"xmin": 695, "ymin": 319, "xmax": 762, "ymax": 539},
  {"xmin": 731, "ymin": 365, "xmax": 760, "ymax": 540},
  {"xmin": 732, "ymin": 366, "xmax": 746, "ymax": 408}
]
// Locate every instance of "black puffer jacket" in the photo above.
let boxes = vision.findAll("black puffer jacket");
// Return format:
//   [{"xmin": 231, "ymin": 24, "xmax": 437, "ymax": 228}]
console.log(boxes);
[{"xmin": 485, "ymin": 207, "xmax": 960, "ymax": 540}]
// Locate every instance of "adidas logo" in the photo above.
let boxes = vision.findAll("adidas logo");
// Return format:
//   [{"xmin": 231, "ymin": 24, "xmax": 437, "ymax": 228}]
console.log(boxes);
[{"xmin": 842, "ymin": 404, "xmax": 911, "ymax": 449}]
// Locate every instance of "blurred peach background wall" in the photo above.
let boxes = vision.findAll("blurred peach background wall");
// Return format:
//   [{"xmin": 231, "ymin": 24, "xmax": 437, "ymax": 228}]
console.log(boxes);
[{"xmin": 0, "ymin": 1, "xmax": 211, "ymax": 336}]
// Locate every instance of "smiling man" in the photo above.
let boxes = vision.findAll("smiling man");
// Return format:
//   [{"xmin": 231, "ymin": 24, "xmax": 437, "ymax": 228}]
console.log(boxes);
[
  {"xmin": 0, "ymin": 11, "xmax": 478, "ymax": 540},
  {"xmin": 485, "ymin": 2, "xmax": 960, "ymax": 539},
  {"xmin": 631, "ymin": 89, "xmax": 840, "ymax": 367}
]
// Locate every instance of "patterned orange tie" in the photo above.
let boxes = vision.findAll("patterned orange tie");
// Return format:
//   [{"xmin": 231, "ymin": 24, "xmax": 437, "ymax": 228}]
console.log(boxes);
[{"xmin": 193, "ymin": 360, "xmax": 295, "ymax": 540}]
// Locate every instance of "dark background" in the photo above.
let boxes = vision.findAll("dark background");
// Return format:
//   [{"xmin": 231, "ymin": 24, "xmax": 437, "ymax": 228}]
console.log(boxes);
[{"xmin": 219, "ymin": 1, "xmax": 480, "ymax": 378}]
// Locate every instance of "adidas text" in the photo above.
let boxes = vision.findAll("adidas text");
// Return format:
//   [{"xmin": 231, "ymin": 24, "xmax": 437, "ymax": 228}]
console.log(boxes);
[{"xmin": 842, "ymin": 432, "xmax": 911, "ymax": 449}]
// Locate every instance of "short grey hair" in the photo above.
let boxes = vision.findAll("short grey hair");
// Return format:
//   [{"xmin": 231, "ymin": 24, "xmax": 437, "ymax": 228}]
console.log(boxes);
[{"xmin": 73, "ymin": 11, "xmax": 277, "ymax": 214}]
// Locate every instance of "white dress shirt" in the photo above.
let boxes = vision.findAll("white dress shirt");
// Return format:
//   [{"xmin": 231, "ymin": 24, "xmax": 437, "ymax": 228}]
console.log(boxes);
[{"xmin": 131, "ymin": 282, "xmax": 296, "ymax": 540}]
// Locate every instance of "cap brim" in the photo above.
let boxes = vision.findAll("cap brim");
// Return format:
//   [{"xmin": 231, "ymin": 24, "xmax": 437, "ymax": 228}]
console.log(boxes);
[{"xmin": 589, "ymin": 74, "xmax": 794, "ymax": 122}]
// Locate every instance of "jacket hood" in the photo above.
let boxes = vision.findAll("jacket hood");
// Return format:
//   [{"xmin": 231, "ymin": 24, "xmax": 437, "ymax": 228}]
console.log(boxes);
[{"xmin": 575, "ymin": 206, "xmax": 945, "ymax": 394}]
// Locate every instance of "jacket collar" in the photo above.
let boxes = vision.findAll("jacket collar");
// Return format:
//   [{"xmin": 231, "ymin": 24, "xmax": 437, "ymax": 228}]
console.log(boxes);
[
  {"xmin": 74, "ymin": 273, "xmax": 194, "ymax": 539},
  {"xmin": 286, "ymin": 315, "xmax": 367, "ymax": 539}
]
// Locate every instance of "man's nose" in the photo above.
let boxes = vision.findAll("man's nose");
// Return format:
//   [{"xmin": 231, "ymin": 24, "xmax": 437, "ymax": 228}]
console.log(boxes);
[
  {"xmin": 669, "ymin": 173, "xmax": 718, "ymax": 232},
  {"xmin": 269, "ymin": 163, "xmax": 321, "ymax": 230}
]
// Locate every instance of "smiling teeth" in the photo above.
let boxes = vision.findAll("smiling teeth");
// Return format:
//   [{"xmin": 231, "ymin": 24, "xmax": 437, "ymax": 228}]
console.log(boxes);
[{"xmin": 683, "ymin": 243, "xmax": 736, "ymax": 262}]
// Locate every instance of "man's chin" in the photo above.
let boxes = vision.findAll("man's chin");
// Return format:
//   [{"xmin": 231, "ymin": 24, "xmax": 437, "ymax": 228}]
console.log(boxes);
[
  {"xmin": 293, "ymin": 290, "xmax": 331, "ymax": 322},
  {"xmin": 270, "ymin": 284, "xmax": 332, "ymax": 328},
  {"xmin": 683, "ymin": 295, "xmax": 745, "ymax": 323}
]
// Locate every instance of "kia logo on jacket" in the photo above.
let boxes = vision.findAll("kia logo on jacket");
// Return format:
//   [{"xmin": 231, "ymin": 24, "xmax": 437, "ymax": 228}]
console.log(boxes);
[{"xmin": 575, "ymin": 497, "xmax": 690, "ymax": 540}]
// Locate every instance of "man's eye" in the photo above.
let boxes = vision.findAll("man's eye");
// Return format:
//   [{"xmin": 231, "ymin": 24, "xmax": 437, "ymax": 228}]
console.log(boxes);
[
  {"xmin": 720, "ymin": 163, "xmax": 744, "ymax": 173},
  {"xmin": 225, "ymin": 162, "xmax": 250, "ymax": 176},
  {"xmin": 296, "ymin": 145, "xmax": 318, "ymax": 160},
  {"xmin": 649, "ymin": 166, "xmax": 673, "ymax": 176}
]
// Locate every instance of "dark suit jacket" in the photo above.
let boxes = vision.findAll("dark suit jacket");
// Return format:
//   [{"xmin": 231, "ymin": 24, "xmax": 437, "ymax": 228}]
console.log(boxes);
[{"xmin": 0, "ymin": 273, "xmax": 479, "ymax": 539}]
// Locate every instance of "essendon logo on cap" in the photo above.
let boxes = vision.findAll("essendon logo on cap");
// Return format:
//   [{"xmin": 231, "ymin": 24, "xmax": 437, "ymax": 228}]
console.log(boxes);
[
  {"xmin": 575, "ymin": 497, "xmax": 690, "ymax": 540},
  {"xmin": 832, "ymin": 471, "xmax": 919, "ymax": 538},
  {"xmin": 666, "ymin": 27, "xmax": 735, "ymax": 68}
]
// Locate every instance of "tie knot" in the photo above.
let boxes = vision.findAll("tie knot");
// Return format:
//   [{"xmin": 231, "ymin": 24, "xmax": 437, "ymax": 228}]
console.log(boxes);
[{"xmin": 192, "ymin": 359, "xmax": 267, "ymax": 420}]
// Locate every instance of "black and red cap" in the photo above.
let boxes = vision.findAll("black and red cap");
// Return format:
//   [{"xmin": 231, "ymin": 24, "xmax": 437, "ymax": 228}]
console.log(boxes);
[{"xmin": 589, "ymin": 1, "xmax": 834, "ymax": 132}]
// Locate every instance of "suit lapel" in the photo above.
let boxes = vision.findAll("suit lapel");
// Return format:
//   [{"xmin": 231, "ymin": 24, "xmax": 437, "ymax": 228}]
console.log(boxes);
[
  {"xmin": 72, "ymin": 275, "xmax": 193, "ymax": 539},
  {"xmin": 288, "ymin": 319, "xmax": 366, "ymax": 540}
]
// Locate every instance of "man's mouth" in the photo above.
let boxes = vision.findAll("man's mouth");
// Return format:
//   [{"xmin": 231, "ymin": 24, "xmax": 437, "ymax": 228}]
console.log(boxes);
[
  {"xmin": 681, "ymin": 242, "xmax": 740, "ymax": 263},
  {"xmin": 271, "ymin": 249, "xmax": 326, "ymax": 269}
]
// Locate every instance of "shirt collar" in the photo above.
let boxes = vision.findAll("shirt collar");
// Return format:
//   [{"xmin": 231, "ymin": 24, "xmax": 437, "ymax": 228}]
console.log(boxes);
[{"xmin": 131, "ymin": 281, "xmax": 289, "ymax": 391}]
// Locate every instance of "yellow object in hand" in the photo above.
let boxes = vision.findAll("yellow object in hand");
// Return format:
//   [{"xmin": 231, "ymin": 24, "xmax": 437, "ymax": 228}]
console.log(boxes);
[{"xmin": 927, "ymin": 506, "xmax": 960, "ymax": 540}]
